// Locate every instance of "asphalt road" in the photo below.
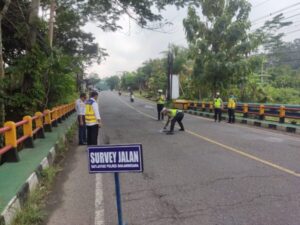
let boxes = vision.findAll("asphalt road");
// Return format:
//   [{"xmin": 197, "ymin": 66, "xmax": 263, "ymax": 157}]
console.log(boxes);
[{"xmin": 45, "ymin": 91, "xmax": 300, "ymax": 225}]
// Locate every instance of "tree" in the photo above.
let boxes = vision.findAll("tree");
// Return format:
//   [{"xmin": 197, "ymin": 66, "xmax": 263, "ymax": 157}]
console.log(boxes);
[
  {"xmin": 183, "ymin": 0, "xmax": 259, "ymax": 98},
  {"xmin": 0, "ymin": 0, "xmax": 11, "ymax": 126},
  {"xmin": 106, "ymin": 76, "xmax": 120, "ymax": 90}
]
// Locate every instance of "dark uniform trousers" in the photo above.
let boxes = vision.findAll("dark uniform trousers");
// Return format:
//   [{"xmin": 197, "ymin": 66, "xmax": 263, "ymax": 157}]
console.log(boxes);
[
  {"xmin": 157, "ymin": 104, "xmax": 164, "ymax": 120},
  {"xmin": 214, "ymin": 108, "xmax": 222, "ymax": 122},
  {"xmin": 228, "ymin": 108, "xmax": 235, "ymax": 123},
  {"xmin": 170, "ymin": 112, "xmax": 184, "ymax": 132},
  {"xmin": 78, "ymin": 116, "xmax": 86, "ymax": 144},
  {"xmin": 87, "ymin": 124, "xmax": 99, "ymax": 145}
]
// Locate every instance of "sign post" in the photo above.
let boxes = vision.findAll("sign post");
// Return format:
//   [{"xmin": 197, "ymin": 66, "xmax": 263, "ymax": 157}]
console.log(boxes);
[
  {"xmin": 88, "ymin": 144, "xmax": 143, "ymax": 225},
  {"xmin": 114, "ymin": 173, "xmax": 123, "ymax": 225}
]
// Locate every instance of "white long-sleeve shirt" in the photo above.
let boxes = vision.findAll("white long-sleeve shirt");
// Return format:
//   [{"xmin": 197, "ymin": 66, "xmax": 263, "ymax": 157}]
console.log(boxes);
[{"xmin": 75, "ymin": 98, "xmax": 85, "ymax": 116}]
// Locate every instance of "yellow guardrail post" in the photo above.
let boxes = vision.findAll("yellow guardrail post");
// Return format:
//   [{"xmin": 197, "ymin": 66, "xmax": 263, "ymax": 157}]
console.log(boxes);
[
  {"xmin": 35, "ymin": 112, "xmax": 46, "ymax": 138},
  {"xmin": 44, "ymin": 109, "xmax": 54, "ymax": 130},
  {"xmin": 57, "ymin": 107, "xmax": 63, "ymax": 123},
  {"xmin": 3, "ymin": 121, "xmax": 20, "ymax": 162},
  {"xmin": 279, "ymin": 105, "xmax": 285, "ymax": 123},
  {"xmin": 202, "ymin": 101, "xmax": 205, "ymax": 111},
  {"xmin": 259, "ymin": 104, "xmax": 265, "ymax": 120},
  {"xmin": 23, "ymin": 116, "xmax": 34, "ymax": 148},
  {"xmin": 52, "ymin": 108, "xmax": 58, "ymax": 127},
  {"xmin": 243, "ymin": 103, "xmax": 248, "ymax": 118},
  {"xmin": 209, "ymin": 101, "xmax": 213, "ymax": 112}
]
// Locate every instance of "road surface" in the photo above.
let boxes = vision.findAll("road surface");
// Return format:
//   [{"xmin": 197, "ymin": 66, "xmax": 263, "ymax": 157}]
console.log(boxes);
[{"xmin": 44, "ymin": 91, "xmax": 300, "ymax": 225}]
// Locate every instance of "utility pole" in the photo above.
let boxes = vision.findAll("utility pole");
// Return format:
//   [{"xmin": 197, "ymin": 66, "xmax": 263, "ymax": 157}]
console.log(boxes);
[
  {"xmin": 167, "ymin": 48, "xmax": 173, "ymax": 101},
  {"xmin": 48, "ymin": 0, "xmax": 56, "ymax": 48}
]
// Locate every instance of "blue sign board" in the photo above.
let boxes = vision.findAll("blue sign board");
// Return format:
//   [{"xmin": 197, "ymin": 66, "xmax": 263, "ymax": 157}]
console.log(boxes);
[{"xmin": 88, "ymin": 144, "xmax": 143, "ymax": 173}]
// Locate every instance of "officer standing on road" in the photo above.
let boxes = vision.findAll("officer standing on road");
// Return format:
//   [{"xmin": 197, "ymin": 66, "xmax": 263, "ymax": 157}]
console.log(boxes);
[
  {"xmin": 85, "ymin": 91, "xmax": 102, "ymax": 145},
  {"xmin": 162, "ymin": 107, "xmax": 185, "ymax": 135},
  {"xmin": 75, "ymin": 93, "xmax": 87, "ymax": 145},
  {"xmin": 214, "ymin": 92, "xmax": 223, "ymax": 122},
  {"xmin": 156, "ymin": 89, "xmax": 165, "ymax": 120},
  {"xmin": 227, "ymin": 93, "xmax": 236, "ymax": 123},
  {"xmin": 129, "ymin": 88, "xmax": 134, "ymax": 102}
]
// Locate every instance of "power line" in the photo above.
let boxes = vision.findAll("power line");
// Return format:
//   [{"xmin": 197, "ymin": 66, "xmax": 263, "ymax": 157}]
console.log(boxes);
[
  {"xmin": 252, "ymin": 2, "xmax": 300, "ymax": 23},
  {"xmin": 285, "ymin": 27, "xmax": 300, "ymax": 35},
  {"xmin": 251, "ymin": 2, "xmax": 300, "ymax": 24},
  {"xmin": 253, "ymin": 0, "xmax": 272, "ymax": 9},
  {"xmin": 275, "ymin": 58, "xmax": 300, "ymax": 63},
  {"xmin": 282, "ymin": 12, "xmax": 300, "ymax": 21}
]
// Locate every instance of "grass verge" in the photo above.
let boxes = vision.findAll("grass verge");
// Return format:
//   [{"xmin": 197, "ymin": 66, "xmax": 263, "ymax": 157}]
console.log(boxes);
[{"xmin": 10, "ymin": 123, "xmax": 76, "ymax": 225}]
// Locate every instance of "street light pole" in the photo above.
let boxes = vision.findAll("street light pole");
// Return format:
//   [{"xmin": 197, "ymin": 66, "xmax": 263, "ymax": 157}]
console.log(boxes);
[{"xmin": 167, "ymin": 51, "xmax": 173, "ymax": 101}]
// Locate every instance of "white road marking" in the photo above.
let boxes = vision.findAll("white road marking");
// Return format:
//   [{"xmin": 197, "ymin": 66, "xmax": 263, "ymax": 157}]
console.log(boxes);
[
  {"xmin": 144, "ymin": 105, "xmax": 154, "ymax": 109},
  {"xmin": 95, "ymin": 174, "xmax": 105, "ymax": 225}
]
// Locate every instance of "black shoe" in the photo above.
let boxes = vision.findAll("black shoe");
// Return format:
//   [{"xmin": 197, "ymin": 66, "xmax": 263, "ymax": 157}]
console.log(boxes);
[
  {"xmin": 179, "ymin": 128, "xmax": 185, "ymax": 131},
  {"xmin": 166, "ymin": 131, "xmax": 174, "ymax": 135}
]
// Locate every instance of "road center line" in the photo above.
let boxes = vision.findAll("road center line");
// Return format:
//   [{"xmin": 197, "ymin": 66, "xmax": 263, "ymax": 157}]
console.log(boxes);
[{"xmin": 118, "ymin": 96, "xmax": 300, "ymax": 177}]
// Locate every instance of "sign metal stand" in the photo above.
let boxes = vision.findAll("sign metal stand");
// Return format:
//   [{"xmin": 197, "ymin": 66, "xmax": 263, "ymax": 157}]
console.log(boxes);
[
  {"xmin": 114, "ymin": 172, "xmax": 124, "ymax": 225},
  {"xmin": 88, "ymin": 144, "xmax": 143, "ymax": 225}
]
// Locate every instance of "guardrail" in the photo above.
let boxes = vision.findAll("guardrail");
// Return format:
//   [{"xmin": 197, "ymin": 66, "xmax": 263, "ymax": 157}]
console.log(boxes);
[
  {"xmin": 0, "ymin": 103, "xmax": 75, "ymax": 165},
  {"xmin": 174, "ymin": 100, "xmax": 300, "ymax": 124}
]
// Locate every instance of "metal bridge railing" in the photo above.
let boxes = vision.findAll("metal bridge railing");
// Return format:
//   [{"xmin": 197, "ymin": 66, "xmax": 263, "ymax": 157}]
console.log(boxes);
[
  {"xmin": 174, "ymin": 100, "xmax": 300, "ymax": 124},
  {"xmin": 0, "ymin": 103, "xmax": 75, "ymax": 165}
]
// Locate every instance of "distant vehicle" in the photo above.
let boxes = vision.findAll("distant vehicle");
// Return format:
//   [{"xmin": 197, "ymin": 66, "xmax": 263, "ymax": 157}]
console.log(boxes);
[
  {"xmin": 130, "ymin": 94, "xmax": 134, "ymax": 102},
  {"xmin": 118, "ymin": 90, "xmax": 122, "ymax": 96}
]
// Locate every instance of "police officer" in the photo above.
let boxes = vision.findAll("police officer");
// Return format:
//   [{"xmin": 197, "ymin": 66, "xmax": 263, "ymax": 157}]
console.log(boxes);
[
  {"xmin": 162, "ymin": 108, "xmax": 185, "ymax": 135},
  {"xmin": 214, "ymin": 92, "xmax": 223, "ymax": 122},
  {"xmin": 85, "ymin": 91, "xmax": 102, "ymax": 145},
  {"xmin": 227, "ymin": 94, "xmax": 236, "ymax": 123},
  {"xmin": 156, "ymin": 89, "xmax": 165, "ymax": 120},
  {"xmin": 75, "ymin": 93, "xmax": 87, "ymax": 145}
]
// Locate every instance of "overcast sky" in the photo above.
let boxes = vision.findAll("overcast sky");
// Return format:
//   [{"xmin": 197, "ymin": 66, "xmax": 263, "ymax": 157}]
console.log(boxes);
[{"xmin": 83, "ymin": 0, "xmax": 300, "ymax": 78}]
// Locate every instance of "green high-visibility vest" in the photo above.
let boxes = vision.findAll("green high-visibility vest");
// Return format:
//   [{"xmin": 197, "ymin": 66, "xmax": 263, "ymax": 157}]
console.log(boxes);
[
  {"xmin": 214, "ymin": 98, "xmax": 222, "ymax": 108},
  {"xmin": 157, "ymin": 95, "xmax": 165, "ymax": 104},
  {"xmin": 168, "ymin": 109, "xmax": 183, "ymax": 117}
]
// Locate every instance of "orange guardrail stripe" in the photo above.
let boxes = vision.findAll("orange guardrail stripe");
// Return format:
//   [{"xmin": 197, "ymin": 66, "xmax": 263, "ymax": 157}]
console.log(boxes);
[{"xmin": 0, "ymin": 102, "xmax": 75, "ymax": 164}]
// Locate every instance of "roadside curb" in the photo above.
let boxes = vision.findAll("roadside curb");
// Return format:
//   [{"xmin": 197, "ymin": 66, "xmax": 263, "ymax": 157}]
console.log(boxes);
[
  {"xmin": 185, "ymin": 110, "xmax": 300, "ymax": 135},
  {"xmin": 0, "ymin": 126, "xmax": 72, "ymax": 225}
]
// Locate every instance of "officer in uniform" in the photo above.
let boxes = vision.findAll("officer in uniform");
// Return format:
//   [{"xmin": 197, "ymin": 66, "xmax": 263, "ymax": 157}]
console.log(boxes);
[
  {"xmin": 156, "ymin": 89, "xmax": 165, "ymax": 120},
  {"xmin": 162, "ymin": 108, "xmax": 185, "ymax": 135},
  {"xmin": 85, "ymin": 91, "xmax": 102, "ymax": 145},
  {"xmin": 75, "ymin": 93, "xmax": 87, "ymax": 145},
  {"xmin": 227, "ymin": 94, "xmax": 236, "ymax": 123},
  {"xmin": 214, "ymin": 92, "xmax": 223, "ymax": 122}
]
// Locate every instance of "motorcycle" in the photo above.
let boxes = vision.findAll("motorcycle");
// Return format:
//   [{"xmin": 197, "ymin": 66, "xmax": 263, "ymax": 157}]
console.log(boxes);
[{"xmin": 130, "ymin": 94, "xmax": 134, "ymax": 102}]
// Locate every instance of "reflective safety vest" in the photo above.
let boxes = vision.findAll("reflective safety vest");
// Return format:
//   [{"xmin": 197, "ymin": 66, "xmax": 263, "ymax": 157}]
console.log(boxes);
[
  {"xmin": 85, "ymin": 99, "xmax": 97, "ymax": 124},
  {"xmin": 228, "ymin": 98, "xmax": 236, "ymax": 109},
  {"xmin": 214, "ymin": 98, "xmax": 222, "ymax": 108},
  {"xmin": 168, "ymin": 109, "xmax": 182, "ymax": 117},
  {"xmin": 157, "ymin": 95, "xmax": 165, "ymax": 104}
]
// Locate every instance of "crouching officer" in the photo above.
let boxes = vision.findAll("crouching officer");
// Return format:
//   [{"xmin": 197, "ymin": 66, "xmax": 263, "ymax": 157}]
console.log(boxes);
[{"xmin": 162, "ymin": 108, "xmax": 185, "ymax": 135}]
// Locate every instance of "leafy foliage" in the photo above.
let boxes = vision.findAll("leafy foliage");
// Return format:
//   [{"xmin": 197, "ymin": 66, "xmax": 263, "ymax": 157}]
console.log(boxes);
[
  {"xmin": 183, "ymin": 0, "xmax": 259, "ymax": 96},
  {"xmin": 106, "ymin": 75, "xmax": 120, "ymax": 90}
]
